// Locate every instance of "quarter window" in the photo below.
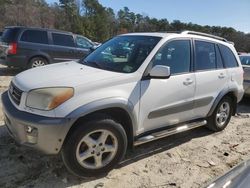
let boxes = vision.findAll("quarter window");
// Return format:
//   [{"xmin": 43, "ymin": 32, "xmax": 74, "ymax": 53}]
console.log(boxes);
[
  {"xmin": 195, "ymin": 41, "xmax": 216, "ymax": 71},
  {"xmin": 52, "ymin": 33, "xmax": 75, "ymax": 47},
  {"xmin": 152, "ymin": 40, "xmax": 191, "ymax": 74},
  {"xmin": 218, "ymin": 44, "xmax": 238, "ymax": 68},
  {"xmin": 20, "ymin": 30, "xmax": 48, "ymax": 44}
]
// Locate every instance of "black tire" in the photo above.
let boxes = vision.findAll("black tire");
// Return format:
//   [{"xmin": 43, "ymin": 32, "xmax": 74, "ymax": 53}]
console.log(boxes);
[
  {"xmin": 206, "ymin": 96, "xmax": 233, "ymax": 132},
  {"xmin": 28, "ymin": 57, "xmax": 48, "ymax": 69},
  {"xmin": 61, "ymin": 114, "xmax": 127, "ymax": 178}
]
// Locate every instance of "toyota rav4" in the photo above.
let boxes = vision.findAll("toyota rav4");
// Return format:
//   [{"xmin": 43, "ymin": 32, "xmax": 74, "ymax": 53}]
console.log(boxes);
[{"xmin": 1, "ymin": 31, "xmax": 244, "ymax": 177}]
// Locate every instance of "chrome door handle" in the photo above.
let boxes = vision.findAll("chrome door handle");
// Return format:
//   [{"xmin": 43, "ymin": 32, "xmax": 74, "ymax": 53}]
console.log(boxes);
[
  {"xmin": 183, "ymin": 78, "xmax": 194, "ymax": 86},
  {"xmin": 218, "ymin": 73, "xmax": 225, "ymax": 79}
]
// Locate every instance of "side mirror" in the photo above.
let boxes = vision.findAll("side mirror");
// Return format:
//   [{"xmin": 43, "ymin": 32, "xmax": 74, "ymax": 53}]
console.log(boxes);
[{"xmin": 149, "ymin": 65, "xmax": 171, "ymax": 79}]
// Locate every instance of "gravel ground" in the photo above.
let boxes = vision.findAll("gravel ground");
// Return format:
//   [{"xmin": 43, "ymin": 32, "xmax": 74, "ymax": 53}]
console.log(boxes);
[{"xmin": 0, "ymin": 64, "xmax": 250, "ymax": 188}]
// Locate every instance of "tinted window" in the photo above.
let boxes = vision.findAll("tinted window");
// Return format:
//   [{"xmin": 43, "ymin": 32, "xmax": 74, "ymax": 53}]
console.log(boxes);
[
  {"xmin": 20, "ymin": 30, "xmax": 48, "ymax": 44},
  {"xmin": 52, "ymin": 33, "xmax": 75, "ymax": 47},
  {"xmin": 83, "ymin": 36, "xmax": 161, "ymax": 73},
  {"xmin": 1, "ymin": 28, "xmax": 20, "ymax": 43},
  {"xmin": 218, "ymin": 44, "xmax": 238, "ymax": 68},
  {"xmin": 195, "ymin": 41, "xmax": 216, "ymax": 71},
  {"xmin": 76, "ymin": 36, "xmax": 93, "ymax": 49},
  {"xmin": 152, "ymin": 40, "xmax": 191, "ymax": 74},
  {"xmin": 240, "ymin": 56, "xmax": 250, "ymax": 66},
  {"xmin": 215, "ymin": 45, "xmax": 224, "ymax": 69}
]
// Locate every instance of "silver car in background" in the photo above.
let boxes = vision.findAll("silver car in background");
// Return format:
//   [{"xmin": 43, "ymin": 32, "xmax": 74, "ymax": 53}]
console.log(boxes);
[{"xmin": 240, "ymin": 55, "xmax": 250, "ymax": 96}]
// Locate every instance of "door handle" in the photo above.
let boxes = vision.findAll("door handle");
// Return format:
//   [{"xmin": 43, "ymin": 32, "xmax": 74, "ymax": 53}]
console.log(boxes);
[
  {"xmin": 218, "ymin": 73, "xmax": 225, "ymax": 79},
  {"xmin": 183, "ymin": 78, "xmax": 194, "ymax": 86}
]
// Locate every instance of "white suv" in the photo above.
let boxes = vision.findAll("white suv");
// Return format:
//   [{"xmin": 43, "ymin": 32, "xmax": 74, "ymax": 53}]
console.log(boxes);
[{"xmin": 2, "ymin": 31, "xmax": 244, "ymax": 177}]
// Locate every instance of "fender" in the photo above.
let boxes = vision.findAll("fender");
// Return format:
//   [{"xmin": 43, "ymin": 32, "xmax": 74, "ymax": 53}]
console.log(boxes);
[
  {"xmin": 207, "ymin": 88, "xmax": 238, "ymax": 117},
  {"xmin": 27, "ymin": 51, "xmax": 52, "ymax": 64},
  {"xmin": 66, "ymin": 97, "xmax": 138, "ymax": 136}
]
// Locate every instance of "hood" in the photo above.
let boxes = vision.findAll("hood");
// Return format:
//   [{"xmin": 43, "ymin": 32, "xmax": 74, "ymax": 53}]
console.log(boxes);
[{"xmin": 13, "ymin": 61, "xmax": 126, "ymax": 91}]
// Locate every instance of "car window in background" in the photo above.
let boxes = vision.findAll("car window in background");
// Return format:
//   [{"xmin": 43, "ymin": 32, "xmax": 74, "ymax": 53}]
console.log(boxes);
[
  {"xmin": 240, "ymin": 56, "xmax": 250, "ymax": 66},
  {"xmin": 218, "ymin": 44, "xmax": 238, "ymax": 68},
  {"xmin": 76, "ymin": 36, "xmax": 93, "ymax": 49},
  {"xmin": 83, "ymin": 36, "xmax": 161, "ymax": 73},
  {"xmin": 20, "ymin": 30, "xmax": 48, "ymax": 44},
  {"xmin": 151, "ymin": 40, "xmax": 191, "ymax": 74},
  {"xmin": 195, "ymin": 41, "xmax": 216, "ymax": 71},
  {"xmin": 1, "ymin": 28, "xmax": 20, "ymax": 43},
  {"xmin": 52, "ymin": 33, "xmax": 75, "ymax": 47}
]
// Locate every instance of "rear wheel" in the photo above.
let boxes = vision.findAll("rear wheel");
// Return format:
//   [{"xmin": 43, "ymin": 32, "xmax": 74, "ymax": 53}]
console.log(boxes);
[
  {"xmin": 28, "ymin": 57, "xmax": 48, "ymax": 68},
  {"xmin": 61, "ymin": 115, "xmax": 127, "ymax": 177},
  {"xmin": 206, "ymin": 96, "xmax": 233, "ymax": 132}
]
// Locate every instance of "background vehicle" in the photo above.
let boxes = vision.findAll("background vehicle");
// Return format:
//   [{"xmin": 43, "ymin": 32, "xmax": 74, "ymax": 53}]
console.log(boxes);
[
  {"xmin": 2, "ymin": 31, "xmax": 244, "ymax": 178},
  {"xmin": 0, "ymin": 26, "xmax": 98, "ymax": 69},
  {"xmin": 206, "ymin": 159, "xmax": 250, "ymax": 188},
  {"xmin": 240, "ymin": 54, "xmax": 250, "ymax": 96}
]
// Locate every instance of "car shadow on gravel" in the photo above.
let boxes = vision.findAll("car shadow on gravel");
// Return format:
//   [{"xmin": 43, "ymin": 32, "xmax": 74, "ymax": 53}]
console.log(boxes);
[
  {"xmin": 0, "ymin": 66, "xmax": 22, "ymax": 76},
  {"xmin": 238, "ymin": 97, "xmax": 250, "ymax": 114},
  {"xmin": 0, "ymin": 121, "xmax": 214, "ymax": 188}
]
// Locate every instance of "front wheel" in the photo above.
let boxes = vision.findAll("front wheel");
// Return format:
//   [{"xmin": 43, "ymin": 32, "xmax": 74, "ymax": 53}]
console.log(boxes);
[
  {"xmin": 206, "ymin": 97, "xmax": 233, "ymax": 132},
  {"xmin": 61, "ymin": 115, "xmax": 127, "ymax": 177}
]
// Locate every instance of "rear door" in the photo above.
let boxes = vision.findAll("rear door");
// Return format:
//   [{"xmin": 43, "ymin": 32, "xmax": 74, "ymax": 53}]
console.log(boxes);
[
  {"xmin": 193, "ymin": 40, "xmax": 229, "ymax": 118},
  {"xmin": 18, "ymin": 29, "xmax": 50, "ymax": 61},
  {"xmin": 49, "ymin": 32, "xmax": 78, "ymax": 62}
]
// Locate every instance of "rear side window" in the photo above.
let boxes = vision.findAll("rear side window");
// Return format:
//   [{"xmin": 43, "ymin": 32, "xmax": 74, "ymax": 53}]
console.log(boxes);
[
  {"xmin": 20, "ymin": 30, "xmax": 48, "ymax": 44},
  {"xmin": 240, "ymin": 56, "xmax": 250, "ymax": 66},
  {"xmin": 1, "ymin": 28, "xmax": 20, "ymax": 43},
  {"xmin": 52, "ymin": 33, "xmax": 75, "ymax": 47},
  {"xmin": 152, "ymin": 40, "xmax": 191, "ymax": 74},
  {"xmin": 218, "ymin": 44, "xmax": 238, "ymax": 68},
  {"xmin": 195, "ymin": 41, "xmax": 216, "ymax": 71}
]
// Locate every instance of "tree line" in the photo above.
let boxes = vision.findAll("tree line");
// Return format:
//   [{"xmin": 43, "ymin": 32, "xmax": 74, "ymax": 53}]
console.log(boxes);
[{"xmin": 0, "ymin": 0, "xmax": 249, "ymax": 52}]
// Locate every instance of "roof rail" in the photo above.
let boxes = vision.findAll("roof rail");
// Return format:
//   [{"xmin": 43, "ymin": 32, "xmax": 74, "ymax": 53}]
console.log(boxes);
[{"xmin": 181, "ymin": 30, "xmax": 228, "ymax": 42}]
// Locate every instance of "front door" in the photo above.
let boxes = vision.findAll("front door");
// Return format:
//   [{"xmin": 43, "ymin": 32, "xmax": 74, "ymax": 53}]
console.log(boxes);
[{"xmin": 139, "ymin": 39, "xmax": 196, "ymax": 133}]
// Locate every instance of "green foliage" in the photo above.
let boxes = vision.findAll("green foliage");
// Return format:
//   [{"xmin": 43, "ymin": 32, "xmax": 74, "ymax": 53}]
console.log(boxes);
[{"xmin": 0, "ymin": 0, "xmax": 249, "ymax": 52}]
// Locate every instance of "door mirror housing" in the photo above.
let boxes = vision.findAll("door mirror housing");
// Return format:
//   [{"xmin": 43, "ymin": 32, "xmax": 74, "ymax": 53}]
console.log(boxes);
[{"xmin": 149, "ymin": 65, "xmax": 171, "ymax": 79}]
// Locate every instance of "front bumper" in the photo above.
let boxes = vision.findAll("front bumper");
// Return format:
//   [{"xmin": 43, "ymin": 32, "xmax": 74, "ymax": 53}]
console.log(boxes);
[
  {"xmin": 244, "ymin": 80, "xmax": 250, "ymax": 96},
  {"xmin": 1, "ymin": 91, "xmax": 74, "ymax": 154}
]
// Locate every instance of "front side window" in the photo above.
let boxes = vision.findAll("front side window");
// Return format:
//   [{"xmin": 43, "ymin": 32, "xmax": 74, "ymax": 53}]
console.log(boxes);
[
  {"xmin": 240, "ymin": 56, "xmax": 250, "ymax": 66},
  {"xmin": 82, "ymin": 36, "xmax": 161, "ymax": 73},
  {"xmin": 76, "ymin": 36, "xmax": 93, "ymax": 49},
  {"xmin": 52, "ymin": 33, "xmax": 75, "ymax": 47},
  {"xmin": 218, "ymin": 44, "xmax": 238, "ymax": 68},
  {"xmin": 151, "ymin": 40, "xmax": 191, "ymax": 74},
  {"xmin": 195, "ymin": 41, "xmax": 216, "ymax": 71},
  {"xmin": 20, "ymin": 30, "xmax": 48, "ymax": 44}
]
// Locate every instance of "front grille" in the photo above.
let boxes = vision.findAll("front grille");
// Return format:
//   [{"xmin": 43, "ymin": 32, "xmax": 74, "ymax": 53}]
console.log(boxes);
[{"xmin": 9, "ymin": 82, "xmax": 23, "ymax": 105}]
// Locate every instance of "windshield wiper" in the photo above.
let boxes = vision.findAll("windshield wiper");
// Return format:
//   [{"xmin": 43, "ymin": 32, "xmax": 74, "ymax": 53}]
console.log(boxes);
[{"xmin": 83, "ymin": 60, "xmax": 102, "ymax": 69}]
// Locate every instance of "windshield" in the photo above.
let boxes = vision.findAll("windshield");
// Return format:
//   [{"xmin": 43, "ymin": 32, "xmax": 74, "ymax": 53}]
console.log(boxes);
[
  {"xmin": 82, "ymin": 35, "xmax": 161, "ymax": 73},
  {"xmin": 240, "ymin": 56, "xmax": 250, "ymax": 65}
]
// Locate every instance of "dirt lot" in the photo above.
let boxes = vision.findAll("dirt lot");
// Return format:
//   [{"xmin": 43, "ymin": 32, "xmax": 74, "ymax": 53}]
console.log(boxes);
[{"xmin": 0, "ymin": 64, "xmax": 250, "ymax": 188}]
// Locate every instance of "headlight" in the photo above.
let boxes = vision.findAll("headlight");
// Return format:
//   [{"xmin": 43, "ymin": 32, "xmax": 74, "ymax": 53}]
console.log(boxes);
[{"xmin": 26, "ymin": 87, "xmax": 74, "ymax": 110}]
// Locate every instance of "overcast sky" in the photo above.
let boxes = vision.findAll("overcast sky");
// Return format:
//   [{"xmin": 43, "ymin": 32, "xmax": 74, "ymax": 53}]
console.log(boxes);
[{"xmin": 46, "ymin": 0, "xmax": 250, "ymax": 33}]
